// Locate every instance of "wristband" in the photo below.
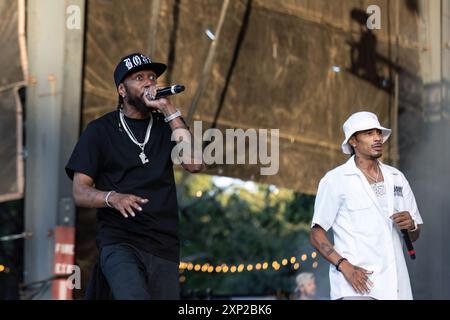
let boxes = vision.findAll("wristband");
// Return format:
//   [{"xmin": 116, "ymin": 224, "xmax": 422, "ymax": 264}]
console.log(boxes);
[
  {"xmin": 164, "ymin": 109, "xmax": 181, "ymax": 123},
  {"xmin": 105, "ymin": 191, "xmax": 115, "ymax": 208},
  {"xmin": 335, "ymin": 258, "xmax": 348, "ymax": 272}
]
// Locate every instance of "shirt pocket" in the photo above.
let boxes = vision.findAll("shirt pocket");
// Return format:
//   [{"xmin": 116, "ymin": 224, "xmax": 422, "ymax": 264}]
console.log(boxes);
[
  {"xmin": 343, "ymin": 198, "xmax": 380, "ymax": 236},
  {"xmin": 346, "ymin": 198, "xmax": 372, "ymax": 211}
]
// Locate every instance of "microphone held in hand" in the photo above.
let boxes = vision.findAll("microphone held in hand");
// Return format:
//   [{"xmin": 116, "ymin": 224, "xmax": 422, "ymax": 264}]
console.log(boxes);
[
  {"xmin": 401, "ymin": 229, "xmax": 416, "ymax": 260},
  {"xmin": 153, "ymin": 84, "xmax": 185, "ymax": 99}
]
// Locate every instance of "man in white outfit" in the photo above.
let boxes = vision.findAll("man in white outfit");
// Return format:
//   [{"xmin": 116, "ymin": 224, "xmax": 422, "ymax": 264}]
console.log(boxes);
[{"xmin": 310, "ymin": 111, "xmax": 423, "ymax": 300}]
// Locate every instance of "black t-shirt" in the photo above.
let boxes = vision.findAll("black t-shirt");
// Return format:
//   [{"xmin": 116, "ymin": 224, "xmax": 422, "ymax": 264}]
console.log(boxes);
[{"xmin": 65, "ymin": 110, "xmax": 179, "ymax": 263}]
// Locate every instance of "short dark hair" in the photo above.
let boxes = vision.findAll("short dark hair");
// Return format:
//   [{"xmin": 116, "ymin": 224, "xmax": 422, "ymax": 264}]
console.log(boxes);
[{"xmin": 349, "ymin": 133, "xmax": 358, "ymax": 155}]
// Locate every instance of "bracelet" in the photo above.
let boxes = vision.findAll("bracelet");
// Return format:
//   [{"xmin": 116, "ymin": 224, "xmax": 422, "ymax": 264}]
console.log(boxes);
[
  {"xmin": 335, "ymin": 258, "xmax": 348, "ymax": 272},
  {"xmin": 105, "ymin": 191, "xmax": 115, "ymax": 208},
  {"xmin": 164, "ymin": 109, "xmax": 181, "ymax": 123}
]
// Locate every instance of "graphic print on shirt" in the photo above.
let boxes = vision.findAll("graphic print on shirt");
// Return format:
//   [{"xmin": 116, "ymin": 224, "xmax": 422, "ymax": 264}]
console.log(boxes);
[{"xmin": 394, "ymin": 185, "xmax": 403, "ymax": 197}]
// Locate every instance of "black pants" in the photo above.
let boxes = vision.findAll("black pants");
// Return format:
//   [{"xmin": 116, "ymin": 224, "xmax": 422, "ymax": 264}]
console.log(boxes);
[{"xmin": 100, "ymin": 243, "xmax": 180, "ymax": 300}]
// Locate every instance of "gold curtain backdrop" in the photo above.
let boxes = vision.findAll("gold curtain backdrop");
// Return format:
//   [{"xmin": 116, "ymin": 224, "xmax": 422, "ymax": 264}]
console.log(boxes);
[
  {"xmin": 0, "ymin": 0, "xmax": 24, "ymax": 203},
  {"xmin": 81, "ymin": 0, "xmax": 423, "ymax": 194}
]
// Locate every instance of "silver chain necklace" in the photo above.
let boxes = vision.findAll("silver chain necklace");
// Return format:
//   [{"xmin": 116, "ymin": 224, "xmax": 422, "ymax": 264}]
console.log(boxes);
[
  {"xmin": 359, "ymin": 164, "xmax": 386, "ymax": 196},
  {"xmin": 360, "ymin": 164, "xmax": 380, "ymax": 183},
  {"xmin": 119, "ymin": 110, "xmax": 153, "ymax": 164}
]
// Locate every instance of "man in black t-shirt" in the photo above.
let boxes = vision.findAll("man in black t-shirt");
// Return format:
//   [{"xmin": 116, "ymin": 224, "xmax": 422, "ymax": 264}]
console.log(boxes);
[{"xmin": 66, "ymin": 53, "xmax": 204, "ymax": 299}]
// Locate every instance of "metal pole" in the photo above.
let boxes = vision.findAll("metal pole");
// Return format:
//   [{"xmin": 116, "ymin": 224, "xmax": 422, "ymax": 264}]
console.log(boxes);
[
  {"xmin": 186, "ymin": 0, "xmax": 230, "ymax": 123},
  {"xmin": 24, "ymin": 0, "xmax": 85, "ymax": 299},
  {"xmin": 148, "ymin": 0, "xmax": 161, "ymax": 57}
]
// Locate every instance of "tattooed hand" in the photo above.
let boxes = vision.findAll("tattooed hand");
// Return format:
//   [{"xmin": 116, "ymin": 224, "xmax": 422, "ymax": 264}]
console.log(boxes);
[{"xmin": 339, "ymin": 261, "xmax": 374, "ymax": 294}]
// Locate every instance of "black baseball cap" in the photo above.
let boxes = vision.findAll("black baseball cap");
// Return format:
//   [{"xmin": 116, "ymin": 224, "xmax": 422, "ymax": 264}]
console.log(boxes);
[{"xmin": 113, "ymin": 53, "xmax": 167, "ymax": 87}]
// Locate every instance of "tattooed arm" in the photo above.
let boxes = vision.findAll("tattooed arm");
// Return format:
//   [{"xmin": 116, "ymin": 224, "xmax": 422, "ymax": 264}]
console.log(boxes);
[
  {"xmin": 310, "ymin": 225, "xmax": 373, "ymax": 294},
  {"xmin": 310, "ymin": 225, "xmax": 344, "ymax": 266}
]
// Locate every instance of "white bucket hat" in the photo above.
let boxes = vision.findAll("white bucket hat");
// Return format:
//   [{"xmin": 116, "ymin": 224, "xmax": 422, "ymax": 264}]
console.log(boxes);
[{"xmin": 341, "ymin": 111, "xmax": 392, "ymax": 154}]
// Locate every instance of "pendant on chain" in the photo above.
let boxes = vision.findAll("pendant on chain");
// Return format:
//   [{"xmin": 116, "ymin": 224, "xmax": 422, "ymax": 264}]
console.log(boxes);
[{"xmin": 139, "ymin": 151, "xmax": 149, "ymax": 164}]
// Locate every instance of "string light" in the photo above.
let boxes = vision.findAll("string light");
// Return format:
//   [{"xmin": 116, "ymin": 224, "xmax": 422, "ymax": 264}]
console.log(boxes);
[
  {"xmin": 0, "ymin": 265, "xmax": 5, "ymax": 273},
  {"xmin": 180, "ymin": 251, "xmax": 318, "ymax": 273}
]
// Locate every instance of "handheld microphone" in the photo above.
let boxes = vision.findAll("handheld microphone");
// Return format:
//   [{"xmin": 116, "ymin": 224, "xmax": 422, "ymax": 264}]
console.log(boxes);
[
  {"xmin": 154, "ymin": 84, "xmax": 185, "ymax": 99},
  {"xmin": 401, "ymin": 229, "xmax": 416, "ymax": 260}
]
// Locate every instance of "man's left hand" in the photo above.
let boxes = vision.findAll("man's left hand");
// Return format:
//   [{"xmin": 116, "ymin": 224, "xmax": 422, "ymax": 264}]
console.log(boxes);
[{"xmin": 392, "ymin": 211, "xmax": 414, "ymax": 230}]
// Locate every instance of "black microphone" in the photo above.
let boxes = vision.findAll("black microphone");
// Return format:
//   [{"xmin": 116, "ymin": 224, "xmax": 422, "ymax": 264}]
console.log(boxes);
[
  {"xmin": 401, "ymin": 229, "xmax": 416, "ymax": 260},
  {"xmin": 154, "ymin": 84, "xmax": 185, "ymax": 99}
]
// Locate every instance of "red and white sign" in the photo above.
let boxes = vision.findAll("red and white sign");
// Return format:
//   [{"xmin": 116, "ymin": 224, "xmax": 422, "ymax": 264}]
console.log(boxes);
[{"xmin": 51, "ymin": 226, "xmax": 75, "ymax": 300}]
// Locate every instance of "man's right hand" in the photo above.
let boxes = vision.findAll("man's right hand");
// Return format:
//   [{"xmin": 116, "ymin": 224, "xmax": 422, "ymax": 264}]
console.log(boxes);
[
  {"xmin": 108, "ymin": 193, "xmax": 149, "ymax": 218},
  {"xmin": 339, "ymin": 260, "xmax": 374, "ymax": 295}
]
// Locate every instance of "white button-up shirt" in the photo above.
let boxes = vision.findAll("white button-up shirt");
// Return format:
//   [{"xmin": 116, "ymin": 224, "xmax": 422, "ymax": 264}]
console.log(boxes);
[{"xmin": 311, "ymin": 156, "xmax": 423, "ymax": 300}]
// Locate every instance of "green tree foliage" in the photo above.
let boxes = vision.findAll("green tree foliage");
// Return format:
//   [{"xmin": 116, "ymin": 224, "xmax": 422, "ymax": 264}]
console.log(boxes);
[{"xmin": 176, "ymin": 172, "xmax": 316, "ymax": 297}]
